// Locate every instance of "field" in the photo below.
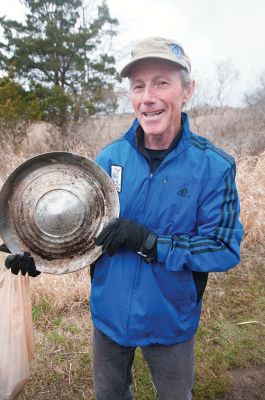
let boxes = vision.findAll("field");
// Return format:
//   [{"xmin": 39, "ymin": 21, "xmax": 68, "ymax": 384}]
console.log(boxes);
[{"xmin": 0, "ymin": 109, "xmax": 265, "ymax": 399}]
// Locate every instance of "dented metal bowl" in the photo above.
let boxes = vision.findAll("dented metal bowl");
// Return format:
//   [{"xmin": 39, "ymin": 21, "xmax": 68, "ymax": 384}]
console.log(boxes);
[{"xmin": 0, "ymin": 152, "xmax": 119, "ymax": 274}]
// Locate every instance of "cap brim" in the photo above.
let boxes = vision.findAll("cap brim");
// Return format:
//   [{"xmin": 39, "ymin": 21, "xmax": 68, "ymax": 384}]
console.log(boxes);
[{"xmin": 120, "ymin": 54, "xmax": 189, "ymax": 78}]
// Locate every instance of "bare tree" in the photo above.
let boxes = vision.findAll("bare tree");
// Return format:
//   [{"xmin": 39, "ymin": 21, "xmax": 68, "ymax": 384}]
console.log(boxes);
[
  {"xmin": 215, "ymin": 59, "xmax": 240, "ymax": 114},
  {"xmin": 244, "ymin": 70, "xmax": 265, "ymax": 126},
  {"xmin": 187, "ymin": 60, "xmax": 241, "ymax": 137}
]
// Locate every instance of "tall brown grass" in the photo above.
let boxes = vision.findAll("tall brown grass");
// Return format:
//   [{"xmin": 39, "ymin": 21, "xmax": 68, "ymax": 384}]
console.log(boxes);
[{"xmin": 237, "ymin": 152, "xmax": 265, "ymax": 251}]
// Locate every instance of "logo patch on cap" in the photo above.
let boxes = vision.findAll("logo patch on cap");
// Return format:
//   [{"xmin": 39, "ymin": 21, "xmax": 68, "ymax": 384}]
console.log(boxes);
[{"xmin": 169, "ymin": 43, "xmax": 184, "ymax": 60}]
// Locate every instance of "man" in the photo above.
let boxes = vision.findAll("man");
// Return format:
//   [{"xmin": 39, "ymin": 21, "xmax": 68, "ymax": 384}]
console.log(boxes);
[
  {"xmin": 91, "ymin": 37, "xmax": 243, "ymax": 400},
  {"xmin": 1, "ymin": 36, "xmax": 243, "ymax": 400}
]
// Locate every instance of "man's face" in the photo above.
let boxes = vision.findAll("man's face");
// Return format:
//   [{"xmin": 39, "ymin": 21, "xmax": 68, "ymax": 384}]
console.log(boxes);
[{"xmin": 130, "ymin": 59, "xmax": 193, "ymax": 147}]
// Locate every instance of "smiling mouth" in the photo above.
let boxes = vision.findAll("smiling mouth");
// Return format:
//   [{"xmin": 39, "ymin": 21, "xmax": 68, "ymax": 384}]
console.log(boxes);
[{"xmin": 143, "ymin": 110, "xmax": 164, "ymax": 118}]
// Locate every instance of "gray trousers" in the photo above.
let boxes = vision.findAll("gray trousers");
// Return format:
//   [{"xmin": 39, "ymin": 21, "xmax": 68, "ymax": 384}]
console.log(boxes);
[{"xmin": 92, "ymin": 327, "xmax": 195, "ymax": 400}]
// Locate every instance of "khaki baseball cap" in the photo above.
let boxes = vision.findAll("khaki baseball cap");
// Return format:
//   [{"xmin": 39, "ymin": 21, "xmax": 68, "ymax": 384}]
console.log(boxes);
[{"xmin": 120, "ymin": 36, "xmax": 191, "ymax": 78}]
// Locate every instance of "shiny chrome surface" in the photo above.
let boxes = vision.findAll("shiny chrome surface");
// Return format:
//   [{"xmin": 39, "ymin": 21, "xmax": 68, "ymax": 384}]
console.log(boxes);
[{"xmin": 0, "ymin": 152, "xmax": 119, "ymax": 274}]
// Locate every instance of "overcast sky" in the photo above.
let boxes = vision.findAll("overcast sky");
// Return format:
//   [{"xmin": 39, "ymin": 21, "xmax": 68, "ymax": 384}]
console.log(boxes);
[{"xmin": 1, "ymin": 0, "xmax": 265, "ymax": 106}]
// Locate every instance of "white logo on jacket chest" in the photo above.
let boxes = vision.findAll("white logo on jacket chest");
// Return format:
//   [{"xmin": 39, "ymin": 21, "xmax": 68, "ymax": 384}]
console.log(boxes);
[{"xmin": 111, "ymin": 165, "xmax": 122, "ymax": 192}]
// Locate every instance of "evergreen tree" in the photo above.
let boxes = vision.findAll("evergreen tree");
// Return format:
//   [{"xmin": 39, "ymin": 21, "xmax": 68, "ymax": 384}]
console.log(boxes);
[
  {"xmin": 0, "ymin": 0, "xmax": 119, "ymax": 127},
  {"xmin": 0, "ymin": 76, "xmax": 40, "ymax": 145}
]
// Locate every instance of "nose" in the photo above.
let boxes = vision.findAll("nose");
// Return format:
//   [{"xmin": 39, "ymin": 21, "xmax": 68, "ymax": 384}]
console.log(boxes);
[{"xmin": 142, "ymin": 85, "xmax": 156, "ymax": 104}]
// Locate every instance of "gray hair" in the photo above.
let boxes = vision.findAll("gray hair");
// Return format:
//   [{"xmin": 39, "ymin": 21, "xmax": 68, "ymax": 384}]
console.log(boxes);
[
  {"xmin": 176, "ymin": 67, "xmax": 193, "ymax": 108},
  {"xmin": 178, "ymin": 67, "xmax": 192, "ymax": 89}
]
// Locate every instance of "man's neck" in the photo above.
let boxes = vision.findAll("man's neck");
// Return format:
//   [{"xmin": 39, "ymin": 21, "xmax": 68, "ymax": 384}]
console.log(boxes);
[
  {"xmin": 142, "ymin": 118, "xmax": 182, "ymax": 150},
  {"xmin": 144, "ymin": 133, "xmax": 176, "ymax": 150}
]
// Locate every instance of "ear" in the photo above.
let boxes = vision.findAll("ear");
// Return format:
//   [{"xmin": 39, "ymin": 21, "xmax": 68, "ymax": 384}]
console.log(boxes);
[{"xmin": 183, "ymin": 79, "xmax": 195, "ymax": 102}]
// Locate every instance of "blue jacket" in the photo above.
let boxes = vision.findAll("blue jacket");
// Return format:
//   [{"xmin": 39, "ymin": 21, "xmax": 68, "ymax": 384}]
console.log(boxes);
[{"xmin": 91, "ymin": 113, "xmax": 243, "ymax": 347}]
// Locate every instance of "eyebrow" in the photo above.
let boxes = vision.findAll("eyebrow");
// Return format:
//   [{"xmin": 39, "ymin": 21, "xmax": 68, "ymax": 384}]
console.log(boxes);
[{"xmin": 130, "ymin": 74, "xmax": 171, "ymax": 84}]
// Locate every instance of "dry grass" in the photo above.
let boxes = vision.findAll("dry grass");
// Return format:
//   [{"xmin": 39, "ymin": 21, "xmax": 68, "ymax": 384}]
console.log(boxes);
[
  {"xmin": 30, "ymin": 269, "xmax": 91, "ymax": 314},
  {"xmin": 189, "ymin": 107, "xmax": 265, "ymax": 156},
  {"xmin": 236, "ymin": 152, "xmax": 265, "ymax": 250}
]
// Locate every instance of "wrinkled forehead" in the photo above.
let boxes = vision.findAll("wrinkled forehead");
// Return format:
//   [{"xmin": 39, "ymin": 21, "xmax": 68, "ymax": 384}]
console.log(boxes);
[{"xmin": 129, "ymin": 58, "xmax": 182, "ymax": 80}]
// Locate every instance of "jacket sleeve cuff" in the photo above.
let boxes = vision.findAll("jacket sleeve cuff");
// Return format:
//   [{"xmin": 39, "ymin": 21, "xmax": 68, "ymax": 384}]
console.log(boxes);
[{"xmin": 157, "ymin": 236, "xmax": 172, "ymax": 264}]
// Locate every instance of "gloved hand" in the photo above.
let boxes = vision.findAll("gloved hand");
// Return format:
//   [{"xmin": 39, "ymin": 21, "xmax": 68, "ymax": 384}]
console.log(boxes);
[
  {"xmin": 95, "ymin": 218, "xmax": 157, "ymax": 262},
  {"xmin": 5, "ymin": 251, "xmax": 41, "ymax": 277}
]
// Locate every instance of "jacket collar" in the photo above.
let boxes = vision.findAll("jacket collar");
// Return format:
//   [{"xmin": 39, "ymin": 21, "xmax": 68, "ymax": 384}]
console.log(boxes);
[{"xmin": 124, "ymin": 112, "xmax": 192, "ymax": 159}]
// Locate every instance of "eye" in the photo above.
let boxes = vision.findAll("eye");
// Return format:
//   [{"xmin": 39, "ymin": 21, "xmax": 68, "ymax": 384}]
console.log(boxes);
[
  {"xmin": 157, "ymin": 80, "xmax": 169, "ymax": 86},
  {"xmin": 132, "ymin": 84, "xmax": 144, "ymax": 92}
]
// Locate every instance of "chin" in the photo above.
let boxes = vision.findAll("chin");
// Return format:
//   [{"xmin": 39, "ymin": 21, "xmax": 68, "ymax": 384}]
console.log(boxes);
[
  {"xmin": 144, "ymin": 129, "xmax": 164, "ymax": 137},
  {"xmin": 140, "ymin": 121, "xmax": 165, "ymax": 135},
  {"xmin": 143, "ymin": 127, "xmax": 167, "ymax": 138}
]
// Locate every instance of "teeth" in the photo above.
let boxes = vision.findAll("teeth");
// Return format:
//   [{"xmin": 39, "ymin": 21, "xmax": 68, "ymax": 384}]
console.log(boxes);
[{"xmin": 144, "ymin": 110, "xmax": 163, "ymax": 117}]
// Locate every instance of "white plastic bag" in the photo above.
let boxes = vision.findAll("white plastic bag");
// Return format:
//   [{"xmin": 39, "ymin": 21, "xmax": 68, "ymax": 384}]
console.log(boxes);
[{"xmin": 0, "ymin": 252, "xmax": 34, "ymax": 400}]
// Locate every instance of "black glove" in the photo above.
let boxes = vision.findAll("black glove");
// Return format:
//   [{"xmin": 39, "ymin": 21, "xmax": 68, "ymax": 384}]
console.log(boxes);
[
  {"xmin": 5, "ymin": 252, "xmax": 41, "ymax": 277},
  {"xmin": 95, "ymin": 218, "xmax": 157, "ymax": 262}
]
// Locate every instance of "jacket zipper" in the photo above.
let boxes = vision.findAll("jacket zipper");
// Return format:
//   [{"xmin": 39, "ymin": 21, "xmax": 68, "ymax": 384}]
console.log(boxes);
[{"xmin": 126, "ymin": 158, "xmax": 153, "ymax": 338}]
